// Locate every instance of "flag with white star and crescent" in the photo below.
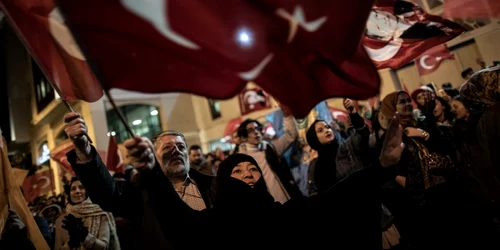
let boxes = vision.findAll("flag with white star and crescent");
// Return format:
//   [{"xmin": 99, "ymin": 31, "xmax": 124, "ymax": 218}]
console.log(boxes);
[
  {"xmin": 414, "ymin": 44, "xmax": 454, "ymax": 76},
  {"xmin": 53, "ymin": 0, "xmax": 380, "ymax": 118}
]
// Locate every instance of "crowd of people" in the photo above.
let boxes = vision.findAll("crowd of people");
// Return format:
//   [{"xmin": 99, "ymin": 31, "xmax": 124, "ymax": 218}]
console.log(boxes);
[{"xmin": 2, "ymin": 66, "xmax": 500, "ymax": 250}]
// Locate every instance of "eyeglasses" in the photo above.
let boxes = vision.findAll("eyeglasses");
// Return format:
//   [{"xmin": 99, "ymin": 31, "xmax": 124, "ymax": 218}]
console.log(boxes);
[{"xmin": 246, "ymin": 126, "xmax": 262, "ymax": 135}]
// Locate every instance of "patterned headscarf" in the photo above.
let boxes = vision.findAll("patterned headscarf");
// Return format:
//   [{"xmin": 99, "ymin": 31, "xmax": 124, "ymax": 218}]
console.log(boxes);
[
  {"xmin": 66, "ymin": 198, "xmax": 120, "ymax": 250},
  {"xmin": 460, "ymin": 66, "xmax": 500, "ymax": 114}
]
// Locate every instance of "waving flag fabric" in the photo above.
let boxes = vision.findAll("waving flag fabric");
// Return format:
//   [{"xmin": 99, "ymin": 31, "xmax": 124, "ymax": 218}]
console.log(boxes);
[
  {"xmin": 415, "ymin": 44, "xmax": 454, "ymax": 76},
  {"xmin": 0, "ymin": 0, "xmax": 103, "ymax": 102},
  {"xmin": 444, "ymin": 0, "xmax": 500, "ymax": 19},
  {"xmin": 363, "ymin": 0, "xmax": 464, "ymax": 69},
  {"xmin": 55, "ymin": 0, "xmax": 380, "ymax": 118}
]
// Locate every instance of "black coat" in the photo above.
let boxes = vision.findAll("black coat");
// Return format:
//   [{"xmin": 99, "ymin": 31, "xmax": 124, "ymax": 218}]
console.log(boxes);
[
  {"xmin": 68, "ymin": 146, "xmax": 391, "ymax": 250},
  {"xmin": 67, "ymin": 146, "xmax": 216, "ymax": 250}
]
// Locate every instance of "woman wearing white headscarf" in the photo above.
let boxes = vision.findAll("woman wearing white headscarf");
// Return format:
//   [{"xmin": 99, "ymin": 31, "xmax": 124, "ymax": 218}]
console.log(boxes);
[{"xmin": 55, "ymin": 177, "xmax": 120, "ymax": 250}]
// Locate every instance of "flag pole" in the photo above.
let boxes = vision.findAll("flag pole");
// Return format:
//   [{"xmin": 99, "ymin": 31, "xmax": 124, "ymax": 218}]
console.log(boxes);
[
  {"xmin": 47, "ymin": 80, "xmax": 94, "ymax": 144},
  {"xmin": 103, "ymin": 88, "xmax": 135, "ymax": 138},
  {"xmin": 3, "ymin": 15, "xmax": 96, "ymax": 144},
  {"xmin": 1, "ymin": 137, "xmax": 11, "ymax": 209},
  {"xmin": 53, "ymin": 1, "xmax": 135, "ymax": 138}
]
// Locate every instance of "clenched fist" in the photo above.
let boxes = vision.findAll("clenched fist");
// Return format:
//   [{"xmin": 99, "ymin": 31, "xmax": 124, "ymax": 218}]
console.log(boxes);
[
  {"xmin": 343, "ymin": 99, "xmax": 356, "ymax": 114},
  {"xmin": 124, "ymin": 136, "xmax": 156, "ymax": 171},
  {"xmin": 64, "ymin": 113, "xmax": 91, "ymax": 162}
]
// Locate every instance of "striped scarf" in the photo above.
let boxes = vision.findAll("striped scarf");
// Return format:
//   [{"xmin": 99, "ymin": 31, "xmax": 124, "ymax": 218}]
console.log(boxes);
[{"xmin": 66, "ymin": 198, "xmax": 120, "ymax": 250}]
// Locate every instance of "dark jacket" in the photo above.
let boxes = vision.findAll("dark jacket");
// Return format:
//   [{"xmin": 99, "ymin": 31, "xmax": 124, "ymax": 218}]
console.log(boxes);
[
  {"xmin": 307, "ymin": 113, "xmax": 370, "ymax": 196},
  {"xmin": 67, "ymin": 146, "xmax": 216, "ymax": 250},
  {"xmin": 68, "ymin": 145, "xmax": 392, "ymax": 250}
]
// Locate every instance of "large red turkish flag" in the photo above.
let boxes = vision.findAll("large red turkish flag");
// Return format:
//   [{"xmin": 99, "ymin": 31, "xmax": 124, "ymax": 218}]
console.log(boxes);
[
  {"xmin": 363, "ymin": 0, "xmax": 464, "ymax": 69},
  {"xmin": 444, "ymin": 0, "xmax": 500, "ymax": 19},
  {"xmin": 55, "ymin": 0, "xmax": 380, "ymax": 118},
  {"xmin": 0, "ymin": 0, "xmax": 103, "ymax": 102}
]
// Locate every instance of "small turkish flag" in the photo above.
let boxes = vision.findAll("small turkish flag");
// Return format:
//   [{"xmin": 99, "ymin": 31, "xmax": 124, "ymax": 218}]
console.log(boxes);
[
  {"xmin": 238, "ymin": 87, "xmax": 271, "ymax": 116},
  {"xmin": 49, "ymin": 140, "xmax": 75, "ymax": 178},
  {"xmin": 22, "ymin": 168, "xmax": 55, "ymax": 202},
  {"xmin": 415, "ymin": 44, "xmax": 454, "ymax": 76},
  {"xmin": 106, "ymin": 136, "xmax": 124, "ymax": 174},
  {"xmin": 444, "ymin": 0, "xmax": 500, "ymax": 19}
]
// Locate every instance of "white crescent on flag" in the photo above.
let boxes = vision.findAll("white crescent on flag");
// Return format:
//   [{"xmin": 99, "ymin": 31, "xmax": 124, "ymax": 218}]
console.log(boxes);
[
  {"xmin": 120, "ymin": 0, "xmax": 200, "ymax": 50},
  {"xmin": 364, "ymin": 39, "xmax": 403, "ymax": 62},
  {"xmin": 37, "ymin": 176, "xmax": 51, "ymax": 189}
]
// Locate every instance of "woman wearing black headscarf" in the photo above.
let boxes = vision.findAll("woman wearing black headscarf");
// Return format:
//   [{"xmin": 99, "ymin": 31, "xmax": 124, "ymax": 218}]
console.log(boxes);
[
  {"xmin": 197, "ymin": 113, "xmax": 405, "ymax": 249},
  {"xmin": 306, "ymin": 99, "xmax": 370, "ymax": 196},
  {"xmin": 100, "ymin": 113, "xmax": 405, "ymax": 250}
]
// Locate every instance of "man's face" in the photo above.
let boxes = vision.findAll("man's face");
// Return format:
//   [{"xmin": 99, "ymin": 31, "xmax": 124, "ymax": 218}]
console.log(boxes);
[
  {"xmin": 244, "ymin": 122, "xmax": 262, "ymax": 145},
  {"xmin": 155, "ymin": 135, "xmax": 190, "ymax": 179},
  {"xmin": 232, "ymin": 131, "xmax": 241, "ymax": 145},
  {"xmin": 189, "ymin": 149, "xmax": 204, "ymax": 165}
]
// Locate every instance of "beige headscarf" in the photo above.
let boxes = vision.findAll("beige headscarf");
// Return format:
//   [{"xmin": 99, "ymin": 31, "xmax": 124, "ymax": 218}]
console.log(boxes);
[
  {"xmin": 66, "ymin": 198, "xmax": 120, "ymax": 250},
  {"xmin": 380, "ymin": 91, "xmax": 416, "ymax": 127},
  {"xmin": 460, "ymin": 65, "xmax": 500, "ymax": 114}
]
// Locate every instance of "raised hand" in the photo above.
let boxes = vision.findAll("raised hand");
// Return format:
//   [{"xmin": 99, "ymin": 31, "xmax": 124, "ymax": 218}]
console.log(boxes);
[
  {"xmin": 422, "ymin": 91, "xmax": 436, "ymax": 115},
  {"xmin": 343, "ymin": 98, "xmax": 356, "ymax": 114},
  {"xmin": 124, "ymin": 136, "xmax": 156, "ymax": 171},
  {"xmin": 379, "ymin": 112, "xmax": 405, "ymax": 168},
  {"xmin": 64, "ymin": 112, "xmax": 91, "ymax": 161}
]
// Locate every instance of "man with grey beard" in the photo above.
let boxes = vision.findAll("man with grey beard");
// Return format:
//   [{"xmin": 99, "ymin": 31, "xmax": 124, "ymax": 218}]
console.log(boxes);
[
  {"xmin": 150, "ymin": 131, "xmax": 216, "ymax": 210},
  {"xmin": 63, "ymin": 112, "xmax": 216, "ymax": 249}
]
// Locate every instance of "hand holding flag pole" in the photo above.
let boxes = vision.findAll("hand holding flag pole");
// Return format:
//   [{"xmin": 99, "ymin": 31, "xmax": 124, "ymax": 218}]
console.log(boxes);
[{"xmin": 48, "ymin": 78, "xmax": 94, "ymax": 144}]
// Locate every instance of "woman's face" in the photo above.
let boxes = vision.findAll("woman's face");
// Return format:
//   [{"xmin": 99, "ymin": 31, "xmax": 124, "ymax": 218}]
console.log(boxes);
[
  {"xmin": 450, "ymin": 100, "xmax": 469, "ymax": 120},
  {"xmin": 416, "ymin": 92, "xmax": 427, "ymax": 107},
  {"xmin": 378, "ymin": 112, "xmax": 388, "ymax": 130},
  {"xmin": 314, "ymin": 121, "xmax": 335, "ymax": 145},
  {"xmin": 434, "ymin": 99, "xmax": 444, "ymax": 118},
  {"xmin": 397, "ymin": 93, "xmax": 413, "ymax": 117},
  {"xmin": 70, "ymin": 181, "xmax": 86, "ymax": 204},
  {"xmin": 230, "ymin": 161, "xmax": 262, "ymax": 188}
]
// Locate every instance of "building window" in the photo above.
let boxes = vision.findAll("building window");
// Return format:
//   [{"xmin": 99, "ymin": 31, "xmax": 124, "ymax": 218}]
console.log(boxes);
[
  {"xmin": 106, "ymin": 104, "xmax": 162, "ymax": 144},
  {"xmin": 32, "ymin": 59, "xmax": 55, "ymax": 113},
  {"xmin": 207, "ymin": 99, "xmax": 221, "ymax": 120},
  {"xmin": 37, "ymin": 141, "xmax": 51, "ymax": 167}
]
